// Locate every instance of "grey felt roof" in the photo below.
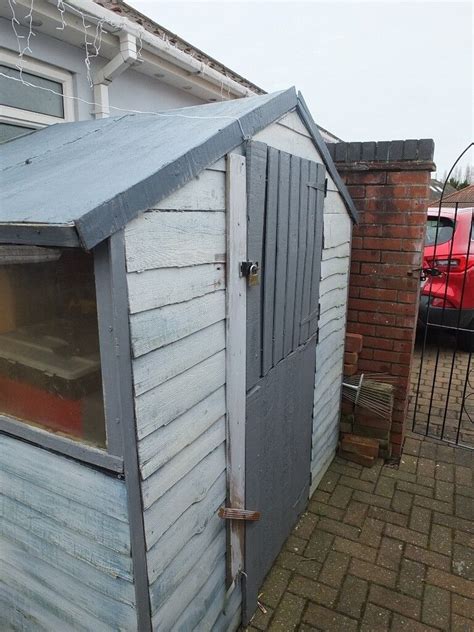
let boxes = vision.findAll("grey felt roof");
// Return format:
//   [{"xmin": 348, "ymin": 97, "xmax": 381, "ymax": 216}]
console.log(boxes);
[{"xmin": 0, "ymin": 88, "xmax": 357, "ymax": 249}]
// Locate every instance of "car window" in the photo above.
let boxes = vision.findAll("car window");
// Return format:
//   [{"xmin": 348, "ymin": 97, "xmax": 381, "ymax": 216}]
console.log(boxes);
[{"xmin": 425, "ymin": 217, "xmax": 454, "ymax": 246}]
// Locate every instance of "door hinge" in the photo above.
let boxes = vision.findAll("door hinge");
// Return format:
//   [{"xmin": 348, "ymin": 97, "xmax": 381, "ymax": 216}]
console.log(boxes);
[
  {"xmin": 218, "ymin": 507, "xmax": 261, "ymax": 521},
  {"xmin": 324, "ymin": 178, "xmax": 328, "ymax": 197}
]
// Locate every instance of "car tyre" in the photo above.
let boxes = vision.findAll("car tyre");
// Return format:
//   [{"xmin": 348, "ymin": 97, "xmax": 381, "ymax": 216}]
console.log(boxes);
[{"xmin": 458, "ymin": 330, "xmax": 474, "ymax": 353}]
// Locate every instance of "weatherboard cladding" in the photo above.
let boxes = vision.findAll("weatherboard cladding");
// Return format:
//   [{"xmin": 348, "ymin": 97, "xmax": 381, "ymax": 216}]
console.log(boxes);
[{"xmin": 0, "ymin": 88, "xmax": 356, "ymax": 249}]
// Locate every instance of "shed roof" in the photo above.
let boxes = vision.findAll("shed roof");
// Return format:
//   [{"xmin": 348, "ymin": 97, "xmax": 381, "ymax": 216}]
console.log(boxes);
[{"xmin": 0, "ymin": 88, "xmax": 357, "ymax": 249}]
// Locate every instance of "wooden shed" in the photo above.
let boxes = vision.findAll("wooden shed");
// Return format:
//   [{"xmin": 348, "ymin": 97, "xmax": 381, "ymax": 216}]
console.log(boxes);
[{"xmin": 0, "ymin": 88, "xmax": 357, "ymax": 631}]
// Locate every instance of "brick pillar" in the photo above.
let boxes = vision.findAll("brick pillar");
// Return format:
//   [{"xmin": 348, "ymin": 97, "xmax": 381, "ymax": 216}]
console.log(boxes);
[{"xmin": 328, "ymin": 139, "xmax": 435, "ymax": 456}]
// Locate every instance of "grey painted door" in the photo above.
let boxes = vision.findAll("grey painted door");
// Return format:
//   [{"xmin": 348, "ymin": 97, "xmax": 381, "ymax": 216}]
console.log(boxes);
[{"xmin": 243, "ymin": 142, "xmax": 325, "ymax": 622}]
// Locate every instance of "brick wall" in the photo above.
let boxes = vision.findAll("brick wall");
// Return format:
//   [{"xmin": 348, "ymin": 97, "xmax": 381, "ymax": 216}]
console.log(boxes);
[{"xmin": 328, "ymin": 139, "xmax": 435, "ymax": 456}]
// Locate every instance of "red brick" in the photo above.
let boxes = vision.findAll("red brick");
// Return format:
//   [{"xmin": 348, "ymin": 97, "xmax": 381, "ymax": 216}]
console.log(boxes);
[
  {"xmin": 338, "ymin": 449, "xmax": 376, "ymax": 468},
  {"xmin": 381, "ymin": 251, "xmax": 421, "ymax": 265},
  {"xmin": 344, "ymin": 351, "xmax": 358, "ymax": 364},
  {"xmin": 345, "ymin": 333, "xmax": 363, "ymax": 353},
  {"xmin": 347, "ymin": 184, "xmax": 366, "ymax": 198},
  {"xmin": 364, "ymin": 336, "xmax": 393, "ymax": 350},
  {"xmin": 359, "ymin": 287, "xmax": 398, "ymax": 302},
  {"xmin": 346, "ymin": 171, "xmax": 387, "ymax": 185},
  {"xmin": 363, "ymin": 237, "xmax": 403, "ymax": 251},
  {"xmin": 351, "ymin": 249, "xmax": 381, "ymax": 263},
  {"xmin": 387, "ymin": 171, "xmax": 429, "ymax": 185},
  {"xmin": 341, "ymin": 434, "xmax": 379, "ymax": 458},
  {"xmin": 383, "ymin": 225, "xmax": 425, "ymax": 239},
  {"xmin": 373, "ymin": 350, "xmax": 411, "ymax": 364},
  {"xmin": 344, "ymin": 363, "xmax": 358, "ymax": 376},
  {"xmin": 385, "ymin": 199, "xmax": 428, "ymax": 213}
]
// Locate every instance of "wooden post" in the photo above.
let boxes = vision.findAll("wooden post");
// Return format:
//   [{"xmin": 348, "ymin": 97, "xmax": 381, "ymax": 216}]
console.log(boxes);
[{"xmin": 225, "ymin": 153, "xmax": 247, "ymax": 586}]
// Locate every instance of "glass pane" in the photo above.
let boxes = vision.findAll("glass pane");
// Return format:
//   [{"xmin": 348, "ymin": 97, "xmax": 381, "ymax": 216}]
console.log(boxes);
[
  {"xmin": 0, "ymin": 64, "xmax": 64, "ymax": 118},
  {"xmin": 0, "ymin": 246, "xmax": 106, "ymax": 448},
  {"xmin": 425, "ymin": 217, "xmax": 454, "ymax": 246},
  {"xmin": 0, "ymin": 122, "xmax": 35, "ymax": 143}
]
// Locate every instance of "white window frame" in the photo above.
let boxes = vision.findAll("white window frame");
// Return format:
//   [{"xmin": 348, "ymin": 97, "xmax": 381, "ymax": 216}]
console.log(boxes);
[{"xmin": 0, "ymin": 48, "xmax": 75, "ymax": 130}]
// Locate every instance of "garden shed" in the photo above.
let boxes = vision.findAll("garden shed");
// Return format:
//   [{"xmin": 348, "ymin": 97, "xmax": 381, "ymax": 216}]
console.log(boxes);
[{"xmin": 0, "ymin": 87, "xmax": 357, "ymax": 630}]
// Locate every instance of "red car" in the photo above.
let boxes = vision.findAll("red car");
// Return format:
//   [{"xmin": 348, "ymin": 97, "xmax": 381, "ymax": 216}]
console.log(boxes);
[{"xmin": 419, "ymin": 206, "xmax": 474, "ymax": 351}]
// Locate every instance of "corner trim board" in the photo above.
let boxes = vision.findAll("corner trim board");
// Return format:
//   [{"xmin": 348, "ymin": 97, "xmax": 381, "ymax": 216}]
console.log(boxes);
[
  {"xmin": 225, "ymin": 153, "xmax": 248, "ymax": 585},
  {"xmin": 107, "ymin": 231, "xmax": 152, "ymax": 631}
]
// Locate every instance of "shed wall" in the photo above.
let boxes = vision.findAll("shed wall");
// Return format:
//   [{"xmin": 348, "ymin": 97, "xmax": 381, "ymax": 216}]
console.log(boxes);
[
  {"xmin": 124, "ymin": 160, "xmax": 240, "ymax": 631},
  {"xmin": 0, "ymin": 434, "xmax": 135, "ymax": 631},
  {"xmin": 254, "ymin": 113, "xmax": 352, "ymax": 492}
]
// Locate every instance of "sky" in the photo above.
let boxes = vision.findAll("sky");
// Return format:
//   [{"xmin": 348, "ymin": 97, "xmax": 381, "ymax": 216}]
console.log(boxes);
[{"xmin": 129, "ymin": 0, "xmax": 473, "ymax": 178}]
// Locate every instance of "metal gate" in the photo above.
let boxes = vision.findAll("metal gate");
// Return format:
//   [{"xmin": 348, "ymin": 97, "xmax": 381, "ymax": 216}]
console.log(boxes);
[
  {"xmin": 243, "ymin": 142, "xmax": 325, "ymax": 622},
  {"xmin": 409, "ymin": 202, "xmax": 473, "ymax": 448}
]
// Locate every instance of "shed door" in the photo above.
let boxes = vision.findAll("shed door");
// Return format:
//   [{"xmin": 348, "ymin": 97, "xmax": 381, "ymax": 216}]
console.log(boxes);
[{"xmin": 243, "ymin": 142, "xmax": 325, "ymax": 622}]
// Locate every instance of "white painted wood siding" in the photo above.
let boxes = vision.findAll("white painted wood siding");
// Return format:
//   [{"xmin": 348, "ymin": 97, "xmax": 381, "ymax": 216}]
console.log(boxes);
[
  {"xmin": 124, "ymin": 164, "xmax": 238, "ymax": 631},
  {"xmin": 254, "ymin": 113, "xmax": 352, "ymax": 495},
  {"xmin": 0, "ymin": 434, "xmax": 136, "ymax": 631}
]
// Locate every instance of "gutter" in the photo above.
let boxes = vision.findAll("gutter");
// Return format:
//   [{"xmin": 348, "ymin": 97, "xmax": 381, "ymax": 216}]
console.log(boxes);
[{"xmin": 46, "ymin": 0, "xmax": 256, "ymax": 102}]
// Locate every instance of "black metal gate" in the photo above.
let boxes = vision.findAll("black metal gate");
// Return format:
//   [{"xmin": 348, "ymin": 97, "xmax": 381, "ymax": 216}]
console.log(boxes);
[
  {"xmin": 243, "ymin": 142, "xmax": 325, "ymax": 622},
  {"xmin": 409, "ymin": 201, "xmax": 473, "ymax": 448}
]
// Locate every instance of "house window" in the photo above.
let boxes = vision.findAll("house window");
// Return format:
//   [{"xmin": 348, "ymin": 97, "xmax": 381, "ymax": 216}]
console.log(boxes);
[
  {"xmin": 0, "ymin": 49, "xmax": 74, "ymax": 142},
  {"xmin": 0, "ymin": 246, "xmax": 106, "ymax": 448}
]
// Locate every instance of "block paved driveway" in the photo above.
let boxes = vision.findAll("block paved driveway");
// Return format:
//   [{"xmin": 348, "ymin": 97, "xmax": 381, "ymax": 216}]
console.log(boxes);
[{"xmin": 243, "ymin": 434, "xmax": 473, "ymax": 632}]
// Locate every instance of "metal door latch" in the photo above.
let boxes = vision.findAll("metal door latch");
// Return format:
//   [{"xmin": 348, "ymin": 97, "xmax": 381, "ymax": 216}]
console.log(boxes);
[
  {"xmin": 218, "ymin": 507, "xmax": 261, "ymax": 521},
  {"xmin": 240, "ymin": 260, "xmax": 260, "ymax": 286}
]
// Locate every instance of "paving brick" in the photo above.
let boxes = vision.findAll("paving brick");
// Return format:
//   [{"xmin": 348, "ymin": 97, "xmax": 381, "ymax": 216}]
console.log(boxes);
[
  {"xmin": 398, "ymin": 558, "xmax": 426, "ymax": 598},
  {"xmin": 329, "ymin": 460, "xmax": 362, "ymax": 479},
  {"xmin": 455, "ymin": 494, "xmax": 474, "ymax": 521},
  {"xmin": 426, "ymin": 567, "xmax": 474, "ymax": 598},
  {"xmin": 385, "ymin": 523, "xmax": 429, "ymax": 548},
  {"xmin": 457, "ymin": 484, "xmax": 474, "ymax": 499},
  {"xmin": 391, "ymin": 615, "xmax": 440, "ymax": 631},
  {"xmin": 435, "ymin": 480, "xmax": 455, "ymax": 502},
  {"xmin": 260, "ymin": 566, "xmax": 292, "ymax": 608},
  {"xmin": 303, "ymin": 602, "xmax": 358, "ymax": 632},
  {"xmin": 353, "ymin": 489, "xmax": 391, "ymax": 509},
  {"xmin": 415, "ymin": 494, "xmax": 453, "ymax": 515},
  {"xmin": 319, "ymin": 470, "xmax": 340, "ymax": 493},
  {"xmin": 383, "ymin": 467, "xmax": 417, "ymax": 483},
  {"xmin": 429, "ymin": 523, "xmax": 452, "ymax": 557},
  {"xmin": 319, "ymin": 550, "xmax": 350, "ymax": 588},
  {"xmin": 409, "ymin": 505, "xmax": 431, "ymax": 534},
  {"xmin": 337, "ymin": 575, "xmax": 368, "ymax": 618},
  {"xmin": 308, "ymin": 500, "xmax": 344, "ymax": 521},
  {"xmin": 333, "ymin": 536, "xmax": 377, "ymax": 563},
  {"xmin": 451, "ymin": 613, "xmax": 474, "ymax": 631},
  {"xmin": 349, "ymin": 558, "xmax": 397, "ymax": 587},
  {"xmin": 404, "ymin": 437, "xmax": 421, "ymax": 456},
  {"xmin": 453, "ymin": 529, "xmax": 474, "ymax": 548},
  {"xmin": 358, "ymin": 517, "xmax": 384, "ymax": 548},
  {"xmin": 285, "ymin": 534, "xmax": 307, "ymax": 554},
  {"xmin": 455, "ymin": 465, "xmax": 472, "ymax": 487},
  {"xmin": 369, "ymin": 584, "xmax": 421, "ymax": 619},
  {"xmin": 452, "ymin": 544, "xmax": 474, "ymax": 580},
  {"xmin": 293, "ymin": 511, "xmax": 319, "ymax": 541},
  {"xmin": 399, "ymin": 454, "xmax": 418, "ymax": 474},
  {"xmin": 405, "ymin": 544, "xmax": 451, "ymax": 571},
  {"xmin": 275, "ymin": 550, "xmax": 302, "ymax": 572},
  {"xmin": 287, "ymin": 574, "xmax": 337, "ymax": 608},
  {"xmin": 435, "ymin": 461, "xmax": 455, "ymax": 482},
  {"xmin": 452, "ymin": 594, "xmax": 474, "ymax": 620},
  {"xmin": 368, "ymin": 505, "xmax": 408, "ymax": 527},
  {"xmin": 268, "ymin": 592, "xmax": 305, "ymax": 631},
  {"xmin": 304, "ymin": 529, "xmax": 334, "ymax": 563},
  {"xmin": 360, "ymin": 603, "xmax": 391, "ymax": 631},
  {"xmin": 417, "ymin": 457, "xmax": 436, "ymax": 479},
  {"xmin": 422, "ymin": 584, "xmax": 451, "ymax": 631},
  {"xmin": 311, "ymin": 489, "xmax": 331, "ymax": 504},
  {"xmin": 317, "ymin": 517, "xmax": 361, "ymax": 541},
  {"xmin": 391, "ymin": 490, "xmax": 414, "ymax": 515},
  {"xmin": 419, "ymin": 441, "xmax": 437, "ymax": 459},
  {"xmin": 374, "ymin": 475, "xmax": 396, "ymax": 498},
  {"xmin": 416, "ymin": 474, "xmax": 435, "ymax": 489},
  {"xmin": 436, "ymin": 444, "xmax": 455, "ymax": 464},
  {"xmin": 397, "ymin": 480, "xmax": 433, "ymax": 499},
  {"xmin": 377, "ymin": 537, "xmax": 404, "ymax": 570},
  {"xmin": 343, "ymin": 500, "xmax": 368, "ymax": 527},
  {"xmin": 339, "ymin": 475, "xmax": 376, "ymax": 493},
  {"xmin": 433, "ymin": 512, "xmax": 474, "ymax": 535},
  {"xmin": 328, "ymin": 485, "xmax": 353, "ymax": 509},
  {"xmin": 292, "ymin": 557, "xmax": 323, "ymax": 582},
  {"xmin": 360, "ymin": 461, "xmax": 384, "ymax": 483},
  {"xmin": 454, "ymin": 448, "xmax": 473, "ymax": 467}
]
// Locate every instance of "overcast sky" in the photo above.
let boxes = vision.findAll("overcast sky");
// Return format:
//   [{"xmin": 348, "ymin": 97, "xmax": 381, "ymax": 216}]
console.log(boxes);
[{"xmin": 130, "ymin": 0, "xmax": 473, "ymax": 178}]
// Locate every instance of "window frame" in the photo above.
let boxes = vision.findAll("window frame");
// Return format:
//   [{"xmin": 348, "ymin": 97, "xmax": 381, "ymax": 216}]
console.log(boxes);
[
  {"xmin": 0, "ymin": 48, "xmax": 75, "ymax": 131},
  {"xmin": 0, "ymin": 237, "xmax": 131, "ymax": 473}
]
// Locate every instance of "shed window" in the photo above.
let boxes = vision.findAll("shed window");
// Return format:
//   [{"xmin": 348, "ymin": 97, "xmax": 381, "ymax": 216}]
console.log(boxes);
[{"xmin": 0, "ymin": 246, "xmax": 106, "ymax": 448}]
